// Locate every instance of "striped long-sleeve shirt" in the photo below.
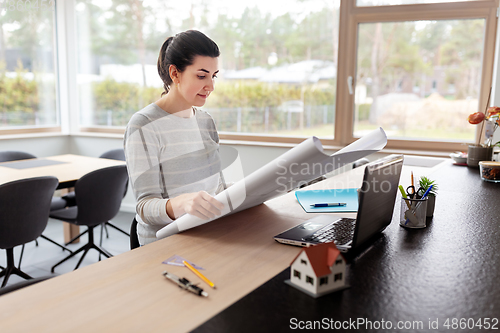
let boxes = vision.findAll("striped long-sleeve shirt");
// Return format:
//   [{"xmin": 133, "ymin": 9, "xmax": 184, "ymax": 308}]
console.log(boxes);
[{"xmin": 124, "ymin": 103, "xmax": 222, "ymax": 245}]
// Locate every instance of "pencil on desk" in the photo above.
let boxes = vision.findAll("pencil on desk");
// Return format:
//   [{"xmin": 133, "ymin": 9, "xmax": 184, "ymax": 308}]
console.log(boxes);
[{"xmin": 183, "ymin": 260, "xmax": 216, "ymax": 289}]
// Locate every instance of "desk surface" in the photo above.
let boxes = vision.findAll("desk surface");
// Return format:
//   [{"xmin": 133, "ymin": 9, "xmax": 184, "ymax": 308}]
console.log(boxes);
[
  {"xmin": 0, "ymin": 154, "xmax": 125, "ymax": 188},
  {"xmin": 194, "ymin": 162, "xmax": 500, "ymax": 332},
  {"xmin": 1, "ymin": 161, "xmax": 498, "ymax": 333}
]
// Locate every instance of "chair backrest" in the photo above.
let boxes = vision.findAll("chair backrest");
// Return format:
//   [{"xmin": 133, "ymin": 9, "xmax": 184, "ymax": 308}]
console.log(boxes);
[
  {"xmin": 74, "ymin": 165, "xmax": 129, "ymax": 227},
  {"xmin": 0, "ymin": 151, "xmax": 36, "ymax": 163},
  {"xmin": 99, "ymin": 149, "xmax": 125, "ymax": 161},
  {"xmin": 99, "ymin": 149, "xmax": 128, "ymax": 197},
  {"xmin": 0, "ymin": 176, "xmax": 59, "ymax": 249}
]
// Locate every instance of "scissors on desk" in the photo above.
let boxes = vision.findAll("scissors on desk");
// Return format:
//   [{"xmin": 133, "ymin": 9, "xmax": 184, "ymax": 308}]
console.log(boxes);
[{"xmin": 406, "ymin": 185, "xmax": 425, "ymax": 199}]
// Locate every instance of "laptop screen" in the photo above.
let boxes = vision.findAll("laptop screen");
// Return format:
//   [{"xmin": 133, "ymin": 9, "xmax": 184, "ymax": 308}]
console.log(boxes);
[{"xmin": 352, "ymin": 155, "xmax": 403, "ymax": 248}]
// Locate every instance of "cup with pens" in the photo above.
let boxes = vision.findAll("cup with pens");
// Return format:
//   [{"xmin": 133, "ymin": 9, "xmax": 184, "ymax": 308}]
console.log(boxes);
[{"xmin": 398, "ymin": 183, "xmax": 433, "ymax": 229}]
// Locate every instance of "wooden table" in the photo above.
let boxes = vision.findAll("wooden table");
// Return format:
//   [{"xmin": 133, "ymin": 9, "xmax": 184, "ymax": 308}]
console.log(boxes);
[
  {"xmin": 0, "ymin": 154, "xmax": 125, "ymax": 242},
  {"xmin": 0, "ymin": 158, "xmax": 372, "ymax": 332},
  {"xmin": 1, "ymin": 159, "xmax": 462, "ymax": 332}
]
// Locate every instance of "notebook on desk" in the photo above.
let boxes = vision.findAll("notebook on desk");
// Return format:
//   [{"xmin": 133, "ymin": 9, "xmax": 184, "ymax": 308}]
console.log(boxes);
[{"xmin": 274, "ymin": 154, "xmax": 403, "ymax": 254}]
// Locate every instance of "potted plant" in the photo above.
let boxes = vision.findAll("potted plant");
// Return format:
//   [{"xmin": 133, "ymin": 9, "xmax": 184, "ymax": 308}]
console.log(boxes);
[
  {"xmin": 467, "ymin": 105, "xmax": 500, "ymax": 167},
  {"xmin": 419, "ymin": 176, "xmax": 438, "ymax": 217}
]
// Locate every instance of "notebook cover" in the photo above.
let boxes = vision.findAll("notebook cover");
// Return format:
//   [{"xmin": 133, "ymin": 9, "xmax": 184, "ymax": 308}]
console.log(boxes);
[{"xmin": 295, "ymin": 188, "xmax": 359, "ymax": 213}]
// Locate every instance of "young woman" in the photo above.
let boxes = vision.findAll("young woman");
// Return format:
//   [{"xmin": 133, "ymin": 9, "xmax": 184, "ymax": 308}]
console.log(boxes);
[{"xmin": 124, "ymin": 30, "xmax": 225, "ymax": 246}]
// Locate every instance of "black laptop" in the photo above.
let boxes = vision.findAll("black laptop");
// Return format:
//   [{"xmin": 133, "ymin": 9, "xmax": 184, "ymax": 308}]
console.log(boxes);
[{"xmin": 274, "ymin": 155, "xmax": 403, "ymax": 253}]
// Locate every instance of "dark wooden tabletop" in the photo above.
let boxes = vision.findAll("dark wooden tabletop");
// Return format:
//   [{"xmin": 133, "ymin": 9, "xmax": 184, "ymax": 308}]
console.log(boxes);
[{"xmin": 194, "ymin": 162, "xmax": 500, "ymax": 333}]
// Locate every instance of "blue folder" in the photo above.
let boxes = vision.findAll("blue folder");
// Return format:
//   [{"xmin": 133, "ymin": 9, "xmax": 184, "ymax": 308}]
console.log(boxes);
[{"xmin": 295, "ymin": 188, "xmax": 359, "ymax": 213}]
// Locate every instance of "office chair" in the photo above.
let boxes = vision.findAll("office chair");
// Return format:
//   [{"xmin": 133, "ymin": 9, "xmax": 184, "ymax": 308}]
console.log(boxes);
[
  {"xmin": 55, "ymin": 149, "xmax": 130, "ymax": 246},
  {"xmin": 0, "ymin": 176, "xmax": 59, "ymax": 287},
  {"xmin": 49, "ymin": 165, "xmax": 129, "ymax": 272},
  {"xmin": 0, "ymin": 276, "xmax": 52, "ymax": 296},
  {"xmin": 130, "ymin": 218, "xmax": 140, "ymax": 250},
  {"xmin": 0, "ymin": 151, "xmax": 72, "ymax": 266}
]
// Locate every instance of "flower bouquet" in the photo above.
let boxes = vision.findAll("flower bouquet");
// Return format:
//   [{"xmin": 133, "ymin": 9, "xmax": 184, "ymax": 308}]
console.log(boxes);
[{"xmin": 466, "ymin": 106, "xmax": 499, "ymax": 167}]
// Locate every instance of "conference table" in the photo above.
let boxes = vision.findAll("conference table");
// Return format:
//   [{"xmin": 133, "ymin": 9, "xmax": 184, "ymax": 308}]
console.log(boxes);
[
  {"xmin": 0, "ymin": 158, "xmax": 499, "ymax": 333},
  {"xmin": 0, "ymin": 154, "xmax": 126, "ymax": 242}
]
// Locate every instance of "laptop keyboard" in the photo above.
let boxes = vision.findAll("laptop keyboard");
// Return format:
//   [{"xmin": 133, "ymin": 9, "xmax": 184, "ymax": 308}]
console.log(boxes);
[{"xmin": 302, "ymin": 218, "xmax": 356, "ymax": 246}]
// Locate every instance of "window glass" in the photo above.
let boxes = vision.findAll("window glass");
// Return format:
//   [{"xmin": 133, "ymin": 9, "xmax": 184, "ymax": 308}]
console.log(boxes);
[
  {"xmin": 0, "ymin": 1, "xmax": 58, "ymax": 129},
  {"xmin": 357, "ymin": 0, "xmax": 479, "ymax": 6},
  {"xmin": 75, "ymin": 0, "xmax": 339, "ymax": 139},
  {"xmin": 354, "ymin": 19, "xmax": 485, "ymax": 141}
]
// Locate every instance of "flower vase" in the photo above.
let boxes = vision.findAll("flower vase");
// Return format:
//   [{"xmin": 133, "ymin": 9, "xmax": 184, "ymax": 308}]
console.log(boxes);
[{"xmin": 467, "ymin": 145, "xmax": 493, "ymax": 168}]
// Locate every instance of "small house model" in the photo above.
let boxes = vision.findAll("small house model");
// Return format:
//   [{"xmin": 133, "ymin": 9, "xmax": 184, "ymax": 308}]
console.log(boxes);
[{"xmin": 287, "ymin": 242, "xmax": 348, "ymax": 297}]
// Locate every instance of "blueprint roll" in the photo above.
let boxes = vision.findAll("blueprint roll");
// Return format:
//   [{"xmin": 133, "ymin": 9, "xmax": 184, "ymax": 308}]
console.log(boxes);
[
  {"xmin": 156, "ymin": 146, "xmax": 246, "ymax": 239},
  {"xmin": 156, "ymin": 127, "xmax": 388, "ymax": 240}
]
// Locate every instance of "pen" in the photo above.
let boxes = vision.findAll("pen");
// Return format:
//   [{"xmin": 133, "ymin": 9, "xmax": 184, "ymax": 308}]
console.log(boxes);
[
  {"xmin": 183, "ymin": 260, "xmax": 216, "ymax": 289},
  {"xmin": 398, "ymin": 185, "xmax": 412, "ymax": 210},
  {"xmin": 162, "ymin": 271, "xmax": 208, "ymax": 297},
  {"xmin": 310, "ymin": 203, "xmax": 346, "ymax": 207}
]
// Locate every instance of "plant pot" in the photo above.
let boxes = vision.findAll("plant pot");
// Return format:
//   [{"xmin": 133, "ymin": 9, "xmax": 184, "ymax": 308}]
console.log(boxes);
[
  {"xmin": 426, "ymin": 195, "xmax": 436, "ymax": 217},
  {"xmin": 467, "ymin": 145, "xmax": 493, "ymax": 168}
]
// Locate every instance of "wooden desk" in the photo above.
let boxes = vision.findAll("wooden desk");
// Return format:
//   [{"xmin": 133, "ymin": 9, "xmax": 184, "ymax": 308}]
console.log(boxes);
[
  {"xmin": 0, "ymin": 154, "xmax": 125, "ymax": 242},
  {"xmin": 0, "ymin": 160, "xmax": 368, "ymax": 332}
]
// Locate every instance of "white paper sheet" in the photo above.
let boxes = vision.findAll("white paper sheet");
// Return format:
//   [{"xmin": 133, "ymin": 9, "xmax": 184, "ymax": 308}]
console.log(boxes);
[{"xmin": 156, "ymin": 127, "xmax": 387, "ymax": 239}]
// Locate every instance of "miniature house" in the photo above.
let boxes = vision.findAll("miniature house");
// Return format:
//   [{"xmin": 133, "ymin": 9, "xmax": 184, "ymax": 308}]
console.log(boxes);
[{"xmin": 289, "ymin": 242, "xmax": 346, "ymax": 296}]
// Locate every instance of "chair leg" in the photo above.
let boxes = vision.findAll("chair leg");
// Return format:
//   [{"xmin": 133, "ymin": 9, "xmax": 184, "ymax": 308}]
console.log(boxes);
[
  {"xmin": 64, "ymin": 229, "xmax": 89, "ymax": 246},
  {"xmin": 51, "ymin": 226, "xmax": 114, "ymax": 273},
  {"xmin": 105, "ymin": 222, "xmax": 130, "ymax": 237},
  {"xmin": 1, "ymin": 248, "xmax": 33, "ymax": 288},
  {"xmin": 50, "ymin": 245, "xmax": 88, "ymax": 273},
  {"xmin": 18, "ymin": 244, "xmax": 25, "ymax": 269},
  {"xmin": 40, "ymin": 235, "xmax": 73, "ymax": 253}
]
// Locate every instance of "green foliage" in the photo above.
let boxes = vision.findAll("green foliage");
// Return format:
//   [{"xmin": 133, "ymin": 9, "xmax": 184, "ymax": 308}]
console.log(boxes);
[
  {"xmin": 0, "ymin": 61, "xmax": 39, "ymax": 113},
  {"xmin": 206, "ymin": 81, "xmax": 335, "ymax": 109},
  {"xmin": 419, "ymin": 176, "xmax": 438, "ymax": 197}
]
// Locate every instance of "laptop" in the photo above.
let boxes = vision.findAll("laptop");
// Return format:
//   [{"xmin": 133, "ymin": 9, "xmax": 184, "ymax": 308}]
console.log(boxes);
[{"xmin": 274, "ymin": 154, "xmax": 403, "ymax": 254}]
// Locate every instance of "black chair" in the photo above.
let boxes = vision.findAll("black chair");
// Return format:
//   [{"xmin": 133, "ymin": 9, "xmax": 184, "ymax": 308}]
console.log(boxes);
[
  {"xmin": 130, "ymin": 218, "xmax": 140, "ymax": 250},
  {"xmin": 0, "ymin": 151, "xmax": 36, "ymax": 163},
  {"xmin": 54, "ymin": 149, "xmax": 130, "ymax": 246},
  {"xmin": 0, "ymin": 176, "xmax": 59, "ymax": 287},
  {"xmin": 0, "ymin": 276, "xmax": 52, "ymax": 296},
  {"xmin": 49, "ymin": 165, "xmax": 129, "ymax": 272},
  {"xmin": 0, "ymin": 151, "xmax": 72, "ymax": 262}
]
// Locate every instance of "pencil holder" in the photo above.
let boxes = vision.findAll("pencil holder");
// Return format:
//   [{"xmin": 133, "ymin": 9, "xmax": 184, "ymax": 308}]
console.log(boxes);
[{"xmin": 400, "ymin": 197, "xmax": 427, "ymax": 228}]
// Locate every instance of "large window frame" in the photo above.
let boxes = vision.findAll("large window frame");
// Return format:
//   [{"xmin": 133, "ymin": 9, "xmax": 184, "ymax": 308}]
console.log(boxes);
[
  {"xmin": 335, "ymin": 0, "xmax": 499, "ymax": 152},
  {"xmin": 218, "ymin": 0, "xmax": 499, "ymax": 152},
  {"xmin": 2, "ymin": 0, "xmax": 498, "ymax": 155}
]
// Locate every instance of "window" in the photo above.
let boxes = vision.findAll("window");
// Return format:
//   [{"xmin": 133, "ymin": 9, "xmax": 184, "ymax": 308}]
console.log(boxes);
[
  {"xmin": 339, "ymin": 0, "xmax": 497, "ymax": 152},
  {"xmin": 300, "ymin": 259, "xmax": 307, "ymax": 265},
  {"xmin": 70, "ymin": 0, "xmax": 498, "ymax": 153},
  {"xmin": 354, "ymin": 19, "xmax": 484, "ymax": 142},
  {"xmin": 293, "ymin": 269, "xmax": 301, "ymax": 279},
  {"xmin": 0, "ymin": 1, "xmax": 59, "ymax": 134},
  {"xmin": 334, "ymin": 273, "xmax": 343, "ymax": 281},
  {"xmin": 319, "ymin": 276, "xmax": 328, "ymax": 285},
  {"xmin": 74, "ymin": 0, "xmax": 340, "ymax": 139},
  {"xmin": 335, "ymin": 258, "xmax": 343, "ymax": 265},
  {"xmin": 306, "ymin": 275, "xmax": 314, "ymax": 285}
]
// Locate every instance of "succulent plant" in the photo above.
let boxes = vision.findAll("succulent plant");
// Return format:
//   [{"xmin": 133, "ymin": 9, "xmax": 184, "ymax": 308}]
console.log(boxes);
[{"xmin": 419, "ymin": 176, "xmax": 438, "ymax": 197}]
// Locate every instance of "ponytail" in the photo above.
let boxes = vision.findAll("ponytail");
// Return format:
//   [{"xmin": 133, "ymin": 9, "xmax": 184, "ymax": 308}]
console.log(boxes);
[{"xmin": 157, "ymin": 36, "xmax": 175, "ymax": 97}]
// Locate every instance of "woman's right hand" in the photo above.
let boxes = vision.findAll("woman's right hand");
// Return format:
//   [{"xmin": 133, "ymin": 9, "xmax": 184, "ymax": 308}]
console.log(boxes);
[{"xmin": 166, "ymin": 191, "xmax": 224, "ymax": 220}]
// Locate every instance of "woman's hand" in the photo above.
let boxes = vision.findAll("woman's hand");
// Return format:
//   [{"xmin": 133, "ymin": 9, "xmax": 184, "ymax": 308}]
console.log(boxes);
[{"xmin": 166, "ymin": 191, "xmax": 224, "ymax": 220}]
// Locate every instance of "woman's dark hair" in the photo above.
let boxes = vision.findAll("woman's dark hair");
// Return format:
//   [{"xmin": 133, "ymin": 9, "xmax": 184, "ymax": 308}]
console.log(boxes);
[{"xmin": 157, "ymin": 30, "xmax": 220, "ymax": 96}]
